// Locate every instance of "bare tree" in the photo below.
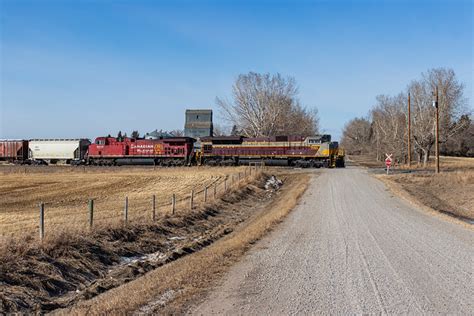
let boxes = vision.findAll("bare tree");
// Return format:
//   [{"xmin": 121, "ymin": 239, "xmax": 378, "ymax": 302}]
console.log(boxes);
[
  {"xmin": 276, "ymin": 104, "xmax": 320, "ymax": 136},
  {"xmin": 213, "ymin": 124, "xmax": 231, "ymax": 136},
  {"xmin": 442, "ymin": 115, "xmax": 473, "ymax": 156},
  {"xmin": 217, "ymin": 72, "xmax": 319, "ymax": 137},
  {"xmin": 131, "ymin": 130, "xmax": 140, "ymax": 139},
  {"xmin": 342, "ymin": 67, "xmax": 470, "ymax": 164},
  {"xmin": 230, "ymin": 125, "xmax": 241, "ymax": 136},
  {"xmin": 341, "ymin": 117, "xmax": 372, "ymax": 155},
  {"xmin": 409, "ymin": 68, "xmax": 467, "ymax": 165},
  {"xmin": 408, "ymin": 79, "xmax": 435, "ymax": 165},
  {"xmin": 169, "ymin": 129, "xmax": 184, "ymax": 137},
  {"xmin": 371, "ymin": 93, "xmax": 407, "ymax": 162}
]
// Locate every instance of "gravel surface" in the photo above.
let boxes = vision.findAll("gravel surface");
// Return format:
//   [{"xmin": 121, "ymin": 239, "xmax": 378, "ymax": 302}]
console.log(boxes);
[{"xmin": 192, "ymin": 167, "xmax": 473, "ymax": 314}]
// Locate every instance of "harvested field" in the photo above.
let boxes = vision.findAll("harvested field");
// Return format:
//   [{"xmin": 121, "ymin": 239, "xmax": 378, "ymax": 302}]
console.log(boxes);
[
  {"xmin": 0, "ymin": 166, "xmax": 252, "ymax": 239},
  {"xmin": 0, "ymin": 169, "xmax": 303, "ymax": 314}
]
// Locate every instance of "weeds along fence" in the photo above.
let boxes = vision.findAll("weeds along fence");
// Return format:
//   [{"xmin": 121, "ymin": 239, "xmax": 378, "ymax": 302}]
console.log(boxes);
[{"xmin": 33, "ymin": 164, "xmax": 265, "ymax": 241}]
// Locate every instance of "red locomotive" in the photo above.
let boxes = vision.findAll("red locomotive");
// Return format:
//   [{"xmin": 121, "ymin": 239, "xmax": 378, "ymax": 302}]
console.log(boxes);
[{"xmin": 87, "ymin": 136, "xmax": 195, "ymax": 166}]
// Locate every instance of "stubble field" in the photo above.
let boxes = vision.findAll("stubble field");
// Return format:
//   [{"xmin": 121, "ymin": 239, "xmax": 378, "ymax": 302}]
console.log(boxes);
[{"xmin": 0, "ymin": 166, "xmax": 249, "ymax": 239}]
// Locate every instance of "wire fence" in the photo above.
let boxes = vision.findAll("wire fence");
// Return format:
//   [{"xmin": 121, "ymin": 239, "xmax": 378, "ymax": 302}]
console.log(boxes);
[{"xmin": 33, "ymin": 164, "xmax": 265, "ymax": 241}]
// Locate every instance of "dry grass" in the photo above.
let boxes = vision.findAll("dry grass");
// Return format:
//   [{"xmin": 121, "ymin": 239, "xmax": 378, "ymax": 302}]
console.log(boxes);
[
  {"xmin": 380, "ymin": 170, "xmax": 473, "ymax": 221},
  {"xmin": 0, "ymin": 166, "xmax": 251, "ymax": 239},
  {"xmin": 347, "ymin": 154, "xmax": 383, "ymax": 168},
  {"xmin": 54, "ymin": 171, "xmax": 310, "ymax": 315},
  {"xmin": 0, "ymin": 171, "xmax": 269, "ymax": 313},
  {"xmin": 396, "ymin": 156, "xmax": 474, "ymax": 172},
  {"xmin": 374, "ymin": 156, "xmax": 474, "ymax": 221},
  {"xmin": 349, "ymin": 154, "xmax": 474, "ymax": 171}
]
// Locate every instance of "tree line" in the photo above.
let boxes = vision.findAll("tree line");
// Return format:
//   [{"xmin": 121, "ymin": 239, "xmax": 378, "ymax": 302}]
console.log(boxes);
[{"xmin": 341, "ymin": 68, "xmax": 473, "ymax": 165}]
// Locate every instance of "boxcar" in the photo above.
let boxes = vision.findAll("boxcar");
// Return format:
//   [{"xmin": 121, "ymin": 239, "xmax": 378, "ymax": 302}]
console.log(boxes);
[
  {"xmin": 0, "ymin": 140, "xmax": 29, "ymax": 163},
  {"xmin": 29, "ymin": 139, "xmax": 90, "ymax": 164}
]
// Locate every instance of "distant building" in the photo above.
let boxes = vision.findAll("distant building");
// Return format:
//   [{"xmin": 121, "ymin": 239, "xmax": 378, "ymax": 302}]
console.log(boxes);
[
  {"xmin": 144, "ymin": 129, "xmax": 174, "ymax": 140},
  {"xmin": 184, "ymin": 109, "xmax": 213, "ymax": 139}
]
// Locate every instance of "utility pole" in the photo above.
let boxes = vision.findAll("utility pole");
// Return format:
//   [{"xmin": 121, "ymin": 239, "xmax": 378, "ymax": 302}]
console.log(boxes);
[
  {"xmin": 433, "ymin": 86, "xmax": 440, "ymax": 174},
  {"xmin": 407, "ymin": 92, "xmax": 411, "ymax": 167}
]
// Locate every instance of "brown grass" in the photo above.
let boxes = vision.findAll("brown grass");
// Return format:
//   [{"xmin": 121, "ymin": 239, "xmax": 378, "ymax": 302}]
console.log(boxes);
[
  {"xmin": 347, "ymin": 154, "xmax": 383, "ymax": 168},
  {"xmin": 396, "ymin": 156, "xmax": 474, "ymax": 172},
  {"xmin": 378, "ymin": 171, "xmax": 474, "ymax": 222},
  {"xmin": 53, "ymin": 171, "xmax": 310, "ymax": 315},
  {"xmin": 349, "ymin": 154, "xmax": 474, "ymax": 171},
  {"xmin": 0, "ymin": 166, "xmax": 250, "ymax": 239},
  {"xmin": 0, "ymin": 171, "xmax": 270, "ymax": 313}
]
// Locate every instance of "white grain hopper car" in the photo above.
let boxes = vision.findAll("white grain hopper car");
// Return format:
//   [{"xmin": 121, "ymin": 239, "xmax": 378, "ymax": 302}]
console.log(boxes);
[{"xmin": 29, "ymin": 139, "xmax": 91, "ymax": 164}]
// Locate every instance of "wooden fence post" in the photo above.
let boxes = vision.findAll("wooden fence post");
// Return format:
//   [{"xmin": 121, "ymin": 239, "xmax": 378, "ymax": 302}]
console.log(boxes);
[
  {"xmin": 214, "ymin": 183, "xmax": 217, "ymax": 199},
  {"xmin": 204, "ymin": 186, "xmax": 208, "ymax": 203},
  {"xmin": 39, "ymin": 202, "xmax": 45, "ymax": 240},
  {"xmin": 152, "ymin": 195, "xmax": 156, "ymax": 221},
  {"xmin": 190, "ymin": 189, "xmax": 194, "ymax": 209},
  {"xmin": 89, "ymin": 199, "xmax": 94, "ymax": 229},
  {"xmin": 224, "ymin": 178, "xmax": 227, "ymax": 192},
  {"xmin": 124, "ymin": 196, "xmax": 128, "ymax": 224},
  {"xmin": 172, "ymin": 194, "xmax": 176, "ymax": 214},
  {"xmin": 238, "ymin": 172, "xmax": 241, "ymax": 181}
]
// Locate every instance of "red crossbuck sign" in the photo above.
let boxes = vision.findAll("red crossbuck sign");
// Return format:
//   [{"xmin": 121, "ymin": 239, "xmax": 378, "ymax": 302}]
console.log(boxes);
[{"xmin": 385, "ymin": 153, "xmax": 393, "ymax": 167}]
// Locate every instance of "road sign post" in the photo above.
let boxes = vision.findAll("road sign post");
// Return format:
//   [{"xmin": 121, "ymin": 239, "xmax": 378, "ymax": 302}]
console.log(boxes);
[
  {"xmin": 385, "ymin": 153, "xmax": 393, "ymax": 175},
  {"xmin": 433, "ymin": 86, "xmax": 440, "ymax": 174}
]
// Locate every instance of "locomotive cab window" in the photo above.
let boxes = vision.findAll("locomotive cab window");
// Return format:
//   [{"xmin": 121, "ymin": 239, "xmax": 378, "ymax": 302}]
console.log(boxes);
[{"xmin": 203, "ymin": 144, "xmax": 213, "ymax": 153}]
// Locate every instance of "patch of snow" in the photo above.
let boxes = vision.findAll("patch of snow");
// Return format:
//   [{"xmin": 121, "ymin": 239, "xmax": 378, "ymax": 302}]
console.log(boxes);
[
  {"xmin": 120, "ymin": 255, "xmax": 147, "ymax": 265},
  {"xmin": 120, "ymin": 251, "xmax": 166, "ymax": 265},
  {"xmin": 265, "ymin": 175, "xmax": 283, "ymax": 191},
  {"xmin": 168, "ymin": 236, "xmax": 186, "ymax": 241}
]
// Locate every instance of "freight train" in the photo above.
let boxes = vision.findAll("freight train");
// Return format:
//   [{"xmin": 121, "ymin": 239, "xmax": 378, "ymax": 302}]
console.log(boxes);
[
  {"xmin": 0, "ymin": 139, "xmax": 90, "ymax": 165},
  {"xmin": 0, "ymin": 134, "xmax": 345, "ymax": 168}
]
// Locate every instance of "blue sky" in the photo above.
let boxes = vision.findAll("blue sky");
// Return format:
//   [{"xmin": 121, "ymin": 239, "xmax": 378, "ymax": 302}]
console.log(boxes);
[{"xmin": 1, "ymin": 0, "xmax": 472, "ymax": 141}]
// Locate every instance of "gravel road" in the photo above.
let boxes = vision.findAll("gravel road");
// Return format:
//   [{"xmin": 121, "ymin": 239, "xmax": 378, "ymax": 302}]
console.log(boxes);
[{"xmin": 192, "ymin": 167, "xmax": 473, "ymax": 314}]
